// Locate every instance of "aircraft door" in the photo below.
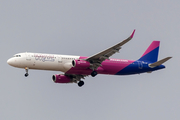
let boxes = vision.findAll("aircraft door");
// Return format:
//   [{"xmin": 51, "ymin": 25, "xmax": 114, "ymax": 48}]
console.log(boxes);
[
  {"xmin": 26, "ymin": 53, "xmax": 31, "ymax": 61},
  {"xmin": 25, "ymin": 53, "xmax": 33, "ymax": 67},
  {"xmin": 138, "ymin": 61, "xmax": 143, "ymax": 69},
  {"xmin": 57, "ymin": 56, "xmax": 63, "ymax": 71},
  {"xmin": 58, "ymin": 56, "xmax": 62, "ymax": 63}
]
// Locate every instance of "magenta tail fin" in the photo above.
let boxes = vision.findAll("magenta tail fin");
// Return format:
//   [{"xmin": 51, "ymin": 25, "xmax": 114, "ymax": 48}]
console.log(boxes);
[{"xmin": 138, "ymin": 41, "xmax": 160, "ymax": 62}]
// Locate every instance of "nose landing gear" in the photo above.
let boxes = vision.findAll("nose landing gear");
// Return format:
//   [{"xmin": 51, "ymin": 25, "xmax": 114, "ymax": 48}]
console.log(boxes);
[{"xmin": 25, "ymin": 67, "xmax": 29, "ymax": 77}]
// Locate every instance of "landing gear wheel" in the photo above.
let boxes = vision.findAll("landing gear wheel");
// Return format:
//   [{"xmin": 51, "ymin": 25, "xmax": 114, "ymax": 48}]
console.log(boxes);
[
  {"xmin": 91, "ymin": 71, "xmax": 97, "ymax": 77},
  {"xmin": 25, "ymin": 73, "xmax": 29, "ymax": 77},
  {"xmin": 78, "ymin": 81, "xmax": 84, "ymax": 87},
  {"xmin": 25, "ymin": 67, "xmax": 29, "ymax": 77}
]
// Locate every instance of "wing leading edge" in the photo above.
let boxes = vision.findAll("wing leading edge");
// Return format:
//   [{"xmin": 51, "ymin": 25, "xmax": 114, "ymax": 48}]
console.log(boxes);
[{"xmin": 85, "ymin": 30, "xmax": 135, "ymax": 69}]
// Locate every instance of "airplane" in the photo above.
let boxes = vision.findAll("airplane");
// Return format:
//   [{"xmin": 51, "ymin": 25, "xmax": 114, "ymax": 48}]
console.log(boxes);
[{"xmin": 7, "ymin": 30, "xmax": 172, "ymax": 87}]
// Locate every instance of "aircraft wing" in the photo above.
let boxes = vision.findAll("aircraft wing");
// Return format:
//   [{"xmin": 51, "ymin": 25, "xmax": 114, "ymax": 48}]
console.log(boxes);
[{"xmin": 85, "ymin": 30, "xmax": 135, "ymax": 69}]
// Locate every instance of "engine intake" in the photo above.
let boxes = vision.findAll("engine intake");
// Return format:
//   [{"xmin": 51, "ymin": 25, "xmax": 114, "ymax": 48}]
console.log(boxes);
[
  {"xmin": 52, "ymin": 74, "xmax": 72, "ymax": 83},
  {"xmin": 72, "ymin": 60, "xmax": 91, "ymax": 68}
]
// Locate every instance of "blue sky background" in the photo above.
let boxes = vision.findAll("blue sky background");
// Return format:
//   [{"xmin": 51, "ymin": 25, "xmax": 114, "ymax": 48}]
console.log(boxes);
[{"xmin": 1, "ymin": 1, "xmax": 179, "ymax": 120}]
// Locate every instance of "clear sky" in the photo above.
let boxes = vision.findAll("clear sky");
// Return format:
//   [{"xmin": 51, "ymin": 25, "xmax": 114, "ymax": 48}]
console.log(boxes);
[{"xmin": 1, "ymin": 1, "xmax": 180, "ymax": 120}]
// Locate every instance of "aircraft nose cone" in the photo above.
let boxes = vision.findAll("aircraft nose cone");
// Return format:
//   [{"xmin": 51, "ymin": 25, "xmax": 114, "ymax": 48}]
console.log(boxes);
[{"xmin": 7, "ymin": 58, "xmax": 13, "ymax": 66}]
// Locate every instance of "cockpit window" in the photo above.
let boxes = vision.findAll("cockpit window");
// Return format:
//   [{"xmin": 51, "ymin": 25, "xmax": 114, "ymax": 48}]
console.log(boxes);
[{"xmin": 14, "ymin": 55, "xmax": 21, "ymax": 57}]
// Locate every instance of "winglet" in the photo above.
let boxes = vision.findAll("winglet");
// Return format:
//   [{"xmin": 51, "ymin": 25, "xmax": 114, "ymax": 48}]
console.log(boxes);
[{"xmin": 130, "ymin": 29, "xmax": 136, "ymax": 38}]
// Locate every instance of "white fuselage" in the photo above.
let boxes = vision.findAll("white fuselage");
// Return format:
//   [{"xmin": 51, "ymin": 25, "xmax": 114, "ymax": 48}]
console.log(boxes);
[{"xmin": 7, "ymin": 52, "xmax": 80, "ymax": 72}]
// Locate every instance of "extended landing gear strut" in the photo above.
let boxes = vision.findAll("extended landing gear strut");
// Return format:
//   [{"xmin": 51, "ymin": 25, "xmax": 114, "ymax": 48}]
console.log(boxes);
[
  {"xmin": 91, "ymin": 71, "xmax": 97, "ymax": 77},
  {"xmin": 77, "ymin": 71, "xmax": 97, "ymax": 87},
  {"xmin": 25, "ymin": 67, "xmax": 29, "ymax": 77},
  {"xmin": 78, "ymin": 81, "xmax": 84, "ymax": 87}
]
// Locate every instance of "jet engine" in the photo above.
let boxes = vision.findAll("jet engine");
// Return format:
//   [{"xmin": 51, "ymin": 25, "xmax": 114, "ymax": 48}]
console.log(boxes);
[
  {"xmin": 72, "ymin": 60, "xmax": 91, "ymax": 68},
  {"xmin": 52, "ymin": 74, "xmax": 72, "ymax": 83}
]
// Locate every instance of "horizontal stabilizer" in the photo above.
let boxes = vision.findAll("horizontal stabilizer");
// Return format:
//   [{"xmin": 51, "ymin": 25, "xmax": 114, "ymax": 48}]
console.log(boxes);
[{"xmin": 149, "ymin": 57, "xmax": 172, "ymax": 68}]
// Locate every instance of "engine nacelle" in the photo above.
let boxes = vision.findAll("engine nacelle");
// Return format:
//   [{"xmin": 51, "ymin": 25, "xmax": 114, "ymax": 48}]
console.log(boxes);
[
  {"xmin": 72, "ymin": 60, "xmax": 91, "ymax": 68},
  {"xmin": 52, "ymin": 74, "xmax": 72, "ymax": 83}
]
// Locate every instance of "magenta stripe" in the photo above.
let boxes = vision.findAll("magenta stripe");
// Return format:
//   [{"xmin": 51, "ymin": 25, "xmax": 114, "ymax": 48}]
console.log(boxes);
[
  {"xmin": 66, "ymin": 57, "xmax": 135, "ymax": 75},
  {"xmin": 79, "ymin": 56, "xmax": 88, "ymax": 59},
  {"xmin": 141, "ymin": 41, "xmax": 160, "ymax": 57},
  {"xmin": 100, "ymin": 59, "xmax": 135, "ymax": 74}
]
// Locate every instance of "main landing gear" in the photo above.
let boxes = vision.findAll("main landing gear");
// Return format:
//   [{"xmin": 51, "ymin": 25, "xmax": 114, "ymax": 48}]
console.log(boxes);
[
  {"xmin": 25, "ymin": 67, "xmax": 29, "ymax": 77},
  {"xmin": 78, "ymin": 81, "xmax": 84, "ymax": 87},
  {"xmin": 91, "ymin": 71, "xmax": 97, "ymax": 77},
  {"xmin": 76, "ymin": 71, "xmax": 97, "ymax": 87},
  {"xmin": 77, "ymin": 71, "xmax": 97, "ymax": 87}
]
